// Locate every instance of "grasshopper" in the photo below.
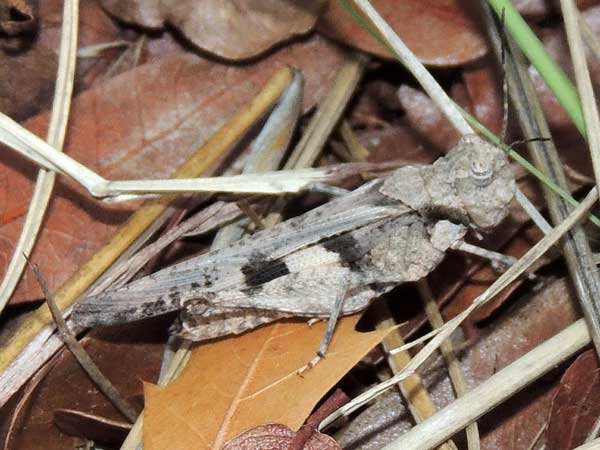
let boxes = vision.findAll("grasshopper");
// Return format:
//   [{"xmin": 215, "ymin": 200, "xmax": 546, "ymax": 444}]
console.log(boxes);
[{"xmin": 73, "ymin": 134, "xmax": 515, "ymax": 360}]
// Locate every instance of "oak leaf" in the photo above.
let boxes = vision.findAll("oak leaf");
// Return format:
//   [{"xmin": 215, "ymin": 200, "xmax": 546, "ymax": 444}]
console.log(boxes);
[
  {"xmin": 0, "ymin": 35, "xmax": 344, "ymax": 303},
  {"xmin": 98, "ymin": 0, "xmax": 327, "ymax": 60},
  {"xmin": 143, "ymin": 316, "xmax": 392, "ymax": 450}
]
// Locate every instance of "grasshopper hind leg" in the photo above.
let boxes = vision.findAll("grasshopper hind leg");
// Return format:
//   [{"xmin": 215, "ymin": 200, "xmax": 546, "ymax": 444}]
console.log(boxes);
[{"xmin": 173, "ymin": 306, "xmax": 288, "ymax": 341}]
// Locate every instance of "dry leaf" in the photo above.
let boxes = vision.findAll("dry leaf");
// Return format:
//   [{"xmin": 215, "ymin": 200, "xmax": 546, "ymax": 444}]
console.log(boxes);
[
  {"xmin": 0, "ymin": 0, "xmax": 126, "ymax": 120},
  {"xmin": 0, "ymin": 35, "xmax": 344, "ymax": 304},
  {"xmin": 462, "ymin": 59, "xmax": 504, "ymax": 136},
  {"xmin": 53, "ymin": 408, "xmax": 132, "ymax": 446},
  {"xmin": 143, "ymin": 316, "xmax": 392, "ymax": 450},
  {"xmin": 546, "ymin": 350, "xmax": 600, "ymax": 450},
  {"xmin": 98, "ymin": 0, "xmax": 327, "ymax": 60},
  {"xmin": 318, "ymin": 0, "xmax": 487, "ymax": 66},
  {"xmin": 1, "ymin": 320, "xmax": 166, "ymax": 450},
  {"xmin": 358, "ymin": 124, "xmax": 437, "ymax": 164},
  {"xmin": 222, "ymin": 424, "xmax": 341, "ymax": 450},
  {"xmin": 396, "ymin": 84, "xmax": 463, "ymax": 151},
  {"xmin": 0, "ymin": 47, "xmax": 57, "ymax": 120}
]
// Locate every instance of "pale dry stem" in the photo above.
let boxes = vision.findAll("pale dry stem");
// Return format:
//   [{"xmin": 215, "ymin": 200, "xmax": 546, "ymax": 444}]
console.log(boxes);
[{"xmin": 0, "ymin": 0, "xmax": 79, "ymax": 313}]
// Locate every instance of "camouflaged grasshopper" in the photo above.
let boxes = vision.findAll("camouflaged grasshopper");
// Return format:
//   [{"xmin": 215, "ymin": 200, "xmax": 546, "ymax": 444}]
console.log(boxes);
[{"xmin": 73, "ymin": 134, "xmax": 515, "ymax": 359}]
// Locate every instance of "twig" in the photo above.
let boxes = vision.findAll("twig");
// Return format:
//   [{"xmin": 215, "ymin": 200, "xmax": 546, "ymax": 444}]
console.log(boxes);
[
  {"xmin": 0, "ymin": 0, "xmax": 79, "ymax": 314},
  {"xmin": 288, "ymin": 389, "xmax": 350, "ymax": 450},
  {"xmin": 0, "ymin": 67, "xmax": 294, "ymax": 394},
  {"xmin": 29, "ymin": 261, "xmax": 139, "ymax": 422},
  {"xmin": 379, "ymin": 319, "xmax": 591, "ymax": 450}
]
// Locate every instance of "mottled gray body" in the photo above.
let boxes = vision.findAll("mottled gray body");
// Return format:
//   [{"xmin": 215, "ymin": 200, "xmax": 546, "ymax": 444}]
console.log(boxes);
[{"xmin": 73, "ymin": 135, "xmax": 516, "ymax": 341}]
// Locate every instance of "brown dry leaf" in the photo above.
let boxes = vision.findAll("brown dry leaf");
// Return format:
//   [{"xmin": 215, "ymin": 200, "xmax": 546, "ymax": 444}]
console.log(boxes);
[
  {"xmin": 0, "ymin": 47, "xmax": 57, "ymax": 120},
  {"xmin": 98, "ymin": 0, "xmax": 326, "ymax": 60},
  {"xmin": 53, "ymin": 409, "xmax": 131, "ymax": 447},
  {"xmin": 462, "ymin": 59, "xmax": 504, "ymax": 136},
  {"xmin": 0, "ymin": 320, "xmax": 167, "ymax": 450},
  {"xmin": 546, "ymin": 350, "xmax": 600, "ymax": 450},
  {"xmin": 0, "ymin": 35, "xmax": 344, "ymax": 304},
  {"xmin": 0, "ymin": 0, "xmax": 125, "ymax": 120},
  {"xmin": 396, "ymin": 84, "xmax": 463, "ymax": 152},
  {"xmin": 318, "ymin": 0, "xmax": 487, "ymax": 66},
  {"xmin": 358, "ymin": 124, "xmax": 438, "ymax": 164},
  {"xmin": 144, "ymin": 316, "xmax": 392, "ymax": 450},
  {"xmin": 338, "ymin": 277, "xmax": 581, "ymax": 449},
  {"xmin": 222, "ymin": 423, "xmax": 341, "ymax": 450}
]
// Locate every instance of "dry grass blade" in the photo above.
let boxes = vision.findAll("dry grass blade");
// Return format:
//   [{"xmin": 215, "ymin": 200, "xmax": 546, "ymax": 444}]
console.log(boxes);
[
  {"xmin": 380, "ymin": 319, "xmax": 591, "ymax": 450},
  {"xmin": 322, "ymin": 186, "xmax": 598, "ymax": 428},
  {"xmin": 418, "ymin": 280, "xmax": 480, "ymax": 450},
  {"xmin": 0, "ymin": 0, "xmax": 79, "ymax": 313},
  {"xmin": 266, "ymin": 51, "xmax": 366, "ymax": 228},
  {"xmin": 374, "ymin": 301, "xmax": 459, "ymax": 450},
  {"xmin": 0, "ymin": 67, "xmax": 294, "ymax": 386},
  {"xmin": 576, "ymin": 438, "xmax": 600, "ymax": 450},
  {"xmin": 561, "ymin": 0, "xmax": 600, "ymax": 197},
  {"xmin": 0, "ymin": 65, "xmax": 344, "ymax": 202},
  {"xmin": 286, "ymin": 51, "xmax": 366, "ymax": 169},
  {"xmin": 482, "ymin": 1, "xmax": 600, "ymax": 365},
  {"xmin": 339, "ymin": 120, "xmax": 370, "ymax": 161},
  {"xmin": 578, "ymin": 12, "xmax": 600, "ymax": 66},
  {"xmin": 29, "ymin": 262, "xmax": 139, "ymax": 422},
  {"xmin": 351, "ymin": 0, "xmax": 471, "ymax": 134},
  {"xmin": 560, "ymin": 0, "xmax": 600, "ymax": 355}
]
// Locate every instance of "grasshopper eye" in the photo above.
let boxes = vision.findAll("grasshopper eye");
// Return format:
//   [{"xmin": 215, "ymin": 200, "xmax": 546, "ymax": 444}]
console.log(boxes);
[{"xmin": 469, "ymin": 159, "xmax": 493, "ymax": 187}]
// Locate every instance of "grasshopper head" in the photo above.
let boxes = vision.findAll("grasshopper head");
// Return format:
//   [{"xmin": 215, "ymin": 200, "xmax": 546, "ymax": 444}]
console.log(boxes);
[{"xmin": 449, "ymin": 134, "xmax": 516, "ymax": 230}]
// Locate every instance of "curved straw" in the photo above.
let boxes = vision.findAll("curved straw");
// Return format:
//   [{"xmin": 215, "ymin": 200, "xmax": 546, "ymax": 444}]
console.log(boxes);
[{"xmin": 0, "ymin": 0, "xmax": 79, "ymax": 311}]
